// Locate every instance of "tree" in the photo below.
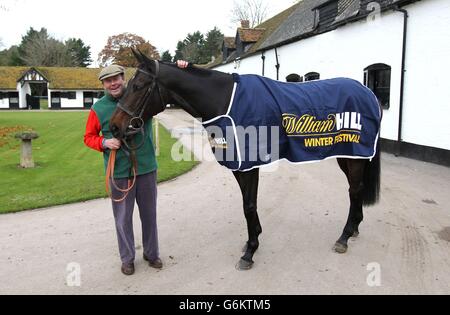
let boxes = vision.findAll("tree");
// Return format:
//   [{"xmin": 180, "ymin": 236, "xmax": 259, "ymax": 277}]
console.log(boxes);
[
  {"xmin": 180, "ymin": 31, "xmax": 204, "ymax": 64},
  {"xmin": 66, "ymin": 38, "xmax": 92, "ymax": 67},
  {"xmin": 16, "ymin": 27, "xmax": 49, "ymax": 65},
  {"xmin": 0, "ymin": 27, "xmax": 92, "ymax": 67},
  {"xmin": 174, "ymin": 28, "xmax": 224, "ymax": 65},
  {"xmin": 161, "ymin": 50, "xmax": 173, "ymax": 62},
  {"xmin": 98, "ymin": 33, "xmax": 160, "ymax": 67},
  {"xmin": 231, "ymin": 0, "xmax": 269, "ymax": 28},
  {"xmin": 202, "ymin": 27, "xmax": 224, "ymax": 63},
  {"xmin": 173, "ymin": 41, "xmax": 186, "ymax": 63},
  {"xmin": 19, "ymin": 28, "xmax": 73, "ymax": 67},
  {"xmin": 0, "ymin": 45, "xmax": 20, "ymax": 66}
]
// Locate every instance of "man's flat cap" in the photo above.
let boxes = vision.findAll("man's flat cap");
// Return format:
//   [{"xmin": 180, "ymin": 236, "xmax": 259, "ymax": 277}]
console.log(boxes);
[{"xmin": 98, "ymin": 65, "xmax": 125, "ymax": 81}]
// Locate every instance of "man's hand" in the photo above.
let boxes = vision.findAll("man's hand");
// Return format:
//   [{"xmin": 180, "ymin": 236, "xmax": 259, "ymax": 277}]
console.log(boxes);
[
  {"xmin": 176, "ymin": 60, "xmax": 189, "ymax": 69},
  {"xmin": 103, "ymin": 138, "xmax": 121, "ymax": 150}
]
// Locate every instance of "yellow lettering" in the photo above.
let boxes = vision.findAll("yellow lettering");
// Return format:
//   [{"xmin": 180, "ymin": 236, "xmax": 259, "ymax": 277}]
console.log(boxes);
[
  {"xmin": 283, "ymin": 114, "xmax": 336, "ymax": 136},
  {"xmin": 304, "ymin": 137, "xmax": 334, "ymax": 147}
]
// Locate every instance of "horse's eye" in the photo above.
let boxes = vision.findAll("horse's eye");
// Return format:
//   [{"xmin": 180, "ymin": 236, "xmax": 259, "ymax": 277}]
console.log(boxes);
[{"xmin": 132, "ymin": 83, "xmax": 142, "ymax": 91}]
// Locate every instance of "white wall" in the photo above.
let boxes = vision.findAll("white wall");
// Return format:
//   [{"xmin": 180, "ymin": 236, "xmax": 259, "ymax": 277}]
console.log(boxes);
[
  {"xmin": 18, "ymin": 82, "xmax": 31, "ymax": 109},
  {"xmin": 401, "ymin": 0, "xmax": 450, "ymax": 150},
  {"xmin": 214, "ymin": 0, "xmax": 450, "ymax": 150},
  {"xmin": 0, "ymin": 95, "xmax": 9, "ymax": 108},
  {"xmin": 48, "ymin": 90, "xmax": 85, "ymax": 109},
  {"xmin": 61, "ymin": 91, "xmax": 84, "ymax": 109}
]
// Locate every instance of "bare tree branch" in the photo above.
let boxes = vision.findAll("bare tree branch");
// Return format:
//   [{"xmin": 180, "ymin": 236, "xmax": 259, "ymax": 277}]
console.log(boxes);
[{"xmin": 231, "ymin": 0, "xmax": 269, "ymax": 28}]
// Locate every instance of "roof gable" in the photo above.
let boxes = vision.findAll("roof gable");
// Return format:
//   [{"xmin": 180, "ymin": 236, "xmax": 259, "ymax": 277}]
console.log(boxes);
[{"xmin": 18, "ymin": 68, "xmax": 49, "ymax": 84}]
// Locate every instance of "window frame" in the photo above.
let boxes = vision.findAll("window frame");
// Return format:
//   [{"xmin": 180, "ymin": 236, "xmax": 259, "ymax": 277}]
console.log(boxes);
[{"xmin": 364, "ymin": 63, "xmax": 391, "ymax": 110}]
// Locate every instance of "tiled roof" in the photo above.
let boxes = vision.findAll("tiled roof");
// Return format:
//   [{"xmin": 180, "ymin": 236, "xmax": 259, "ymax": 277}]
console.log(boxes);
[
  {"xmin": 206, "ymin": 1, "xmax": 302, "ymax": 68},
  {"xmin": 247, "ymin": 1, "xmax": 304, "ymax": 54},
  {"xmin": 237, "ymin": 28, "xmax": 266, "ymax": 43},
  {"xmin": 0, "ymin": 66, "xmax": 136, "ymax": 90},
  {"xmin": 209, "ymin": 0, "xmax": 418, "ymax": 68},
  {"xmin": 223, "ymin": 37, "xmax": 236, "ymax": 49},
  {"xmin": 260, "ymin": 0, "xmax": 413, "ymax": 50},
  {"xmin": 260, "ymin": 0, "xmax": 329, "ymax": 50},
  {"xmin": 0, "ymin": 67, "xmax": 29, "ymax": 89}
]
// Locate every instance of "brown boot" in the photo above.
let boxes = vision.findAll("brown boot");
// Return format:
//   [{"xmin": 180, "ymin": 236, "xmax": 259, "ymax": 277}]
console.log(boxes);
[
  {"xmin": 121, "ymin": 263, "xmax": 135, "ymax": 276},
  {"xmin": 144, "ymin": 255, "xmax": 163, "ymax": 269}
]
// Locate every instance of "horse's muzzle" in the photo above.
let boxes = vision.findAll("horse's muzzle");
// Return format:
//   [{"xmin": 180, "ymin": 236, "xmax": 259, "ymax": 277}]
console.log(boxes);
[{"xmin": 110, "ymin": 124, "xmax": 123, "ymax": 139}]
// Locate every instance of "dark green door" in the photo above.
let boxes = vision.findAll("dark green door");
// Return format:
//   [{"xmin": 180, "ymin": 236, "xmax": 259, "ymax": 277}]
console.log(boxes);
[
  {"xmin": 50, "ymin": 92, "xmax": 61, "ymax": 109},
  {"xmin": 83, "ymin": 92, "xmax": 94, "ymax": 109},
  {"xmin": 9, "ymin": 92, "xmax": 19, "ymax": 109}
]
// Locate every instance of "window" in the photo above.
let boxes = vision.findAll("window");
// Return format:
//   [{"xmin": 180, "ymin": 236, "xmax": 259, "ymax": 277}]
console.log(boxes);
[
  {"xmin": 8, "ymin": 92, "xmax": 19, "ymax": 104},
  {"xmin": 94, "ymin": 91, "xmax": 104, "ymax": 99},
  {"xmin": 50, "ymin": 92, "xmax": 61, "ymax": 108},
  {"xmin": 304, "ymin": 72, "xmax": 320, "ymax": 81},
  {"xmin": 83, "ymin": 92, "xmax": 94, "ymax": 109},
  {"xmin": 286, "ymin": 73, "xmax": 303, "ymax": 83},
  {"xmin": 61, "ymin": 92, "xmax": 76, "ymax": 99},
  {"xmin": 364, "ymin": 64, "xmax": 391, "ymax": 109},
  {"xmin": 0, "ymin": 92, "xmax": 5, "ymax": 100}
]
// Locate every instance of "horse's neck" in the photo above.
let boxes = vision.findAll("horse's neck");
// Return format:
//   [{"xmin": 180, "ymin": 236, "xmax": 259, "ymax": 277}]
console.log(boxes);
[{"xmin": 160, "ymin": 64, "xmax": 234, "ymax": 122}]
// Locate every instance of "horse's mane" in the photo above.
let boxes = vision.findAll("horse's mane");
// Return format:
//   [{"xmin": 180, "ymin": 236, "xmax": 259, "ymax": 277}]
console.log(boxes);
[{"xmin": 161, "ymin": 61, "xmax": 223, "ymax": 78}]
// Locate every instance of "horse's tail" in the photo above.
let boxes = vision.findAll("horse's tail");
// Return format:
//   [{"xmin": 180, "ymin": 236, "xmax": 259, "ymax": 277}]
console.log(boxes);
[{"xmin": 362, "ymin": 139, "xmax": 381, "ymax": 206}]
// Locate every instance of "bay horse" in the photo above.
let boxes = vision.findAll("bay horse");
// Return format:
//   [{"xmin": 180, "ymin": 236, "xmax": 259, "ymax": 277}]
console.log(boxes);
[{"xmin": 110, "ymin": 50, "xmax": 381, "ymax": 270}]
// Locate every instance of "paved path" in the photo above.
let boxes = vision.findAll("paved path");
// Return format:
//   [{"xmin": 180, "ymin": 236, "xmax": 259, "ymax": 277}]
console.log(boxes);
[{"xmin": 1, "ymin": 109, "xmax": 449, "ymax": 295}]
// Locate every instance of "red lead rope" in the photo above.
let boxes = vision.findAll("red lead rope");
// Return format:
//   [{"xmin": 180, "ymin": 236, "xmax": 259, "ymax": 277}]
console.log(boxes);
[{"xmin": 105, "ymin": 149, "xmax": 137, "ymax": 203}]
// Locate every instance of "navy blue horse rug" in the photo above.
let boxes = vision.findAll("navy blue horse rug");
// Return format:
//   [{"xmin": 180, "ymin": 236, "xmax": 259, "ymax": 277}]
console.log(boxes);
[{"xmin": 202, "ymin": 74, "xmax": 382, "ymax": 172}]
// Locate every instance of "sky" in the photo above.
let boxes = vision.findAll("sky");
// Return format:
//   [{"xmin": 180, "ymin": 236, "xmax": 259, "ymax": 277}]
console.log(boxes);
[{"xmin": 0, "ymin": 0, "xmax": 298, "ymax": 67}]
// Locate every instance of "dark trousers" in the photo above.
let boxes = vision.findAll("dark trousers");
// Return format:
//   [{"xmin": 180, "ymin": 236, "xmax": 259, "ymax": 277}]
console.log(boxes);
[{"xmin": 111, "ymin": 171, "xmax": 159, "ymax": 264}]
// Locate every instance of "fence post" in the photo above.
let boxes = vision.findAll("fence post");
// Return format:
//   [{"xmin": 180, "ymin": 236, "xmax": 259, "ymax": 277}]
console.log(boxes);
[{"xmin": 154, "ymin": 119, "xmax": 160, "ymax": 156}]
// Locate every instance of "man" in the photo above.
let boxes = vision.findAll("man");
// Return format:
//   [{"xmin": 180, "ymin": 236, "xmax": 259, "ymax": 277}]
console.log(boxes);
[{"xmin": 84, "ymin": 61, "xmax": 188, "ymax": 276}]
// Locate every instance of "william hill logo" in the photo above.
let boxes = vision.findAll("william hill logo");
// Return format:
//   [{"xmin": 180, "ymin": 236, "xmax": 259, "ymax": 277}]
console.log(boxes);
[{"xmin": 282, "ymin": 112, "xmax": 363, "ymax": 147}]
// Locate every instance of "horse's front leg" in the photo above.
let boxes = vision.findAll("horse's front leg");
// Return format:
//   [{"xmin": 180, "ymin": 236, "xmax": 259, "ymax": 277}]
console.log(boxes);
[{"xmin": 233, "ymin": 169, "xmax": 261, "ymax": 270}]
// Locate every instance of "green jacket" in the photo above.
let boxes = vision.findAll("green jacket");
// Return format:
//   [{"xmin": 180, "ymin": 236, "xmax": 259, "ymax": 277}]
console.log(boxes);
[{"xmin": 92, "ymin": 94, "xmax": 157, "ymax": 179}]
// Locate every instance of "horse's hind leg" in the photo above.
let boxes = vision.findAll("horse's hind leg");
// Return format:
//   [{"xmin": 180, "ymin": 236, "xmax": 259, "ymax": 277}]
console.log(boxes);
[
  {"xmin": 233, "ymin": 169, "xmax": 261, "ymax": 270},
  {"xmin": 334, "ymin": 158, "xmax": 365, "ymax": 254}
]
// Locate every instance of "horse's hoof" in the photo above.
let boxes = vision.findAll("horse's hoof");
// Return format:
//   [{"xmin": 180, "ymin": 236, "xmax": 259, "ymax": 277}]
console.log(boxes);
[
  {"xmin": 334, "ymin": 242, "xmax": 348, "ymax": 254},
  {"xmin": 236, "ymin": 259, "xmax": 254, "ymax": 271},
  {"xmin": 352, "ymin": 231, "xmax": 360, "ymax": 238}
]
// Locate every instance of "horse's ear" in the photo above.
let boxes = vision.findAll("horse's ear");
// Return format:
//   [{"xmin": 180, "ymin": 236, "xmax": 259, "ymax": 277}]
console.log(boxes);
[
  {"xmin": 131, "ymin": 47, "xmax": 143, "ymax": 63},
  {"xmin": 137, "ymin": 49, "xmax": 153, "ymax": 64}
]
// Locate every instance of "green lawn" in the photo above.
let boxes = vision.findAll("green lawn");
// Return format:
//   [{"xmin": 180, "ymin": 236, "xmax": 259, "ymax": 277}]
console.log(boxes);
[
  {"xmin": 0, "ymin": 111, "xmax": 198, "ymax": 214},
  {"xmin": 40, "ymin": 99, "xmax": 49, "ymax": 110}
]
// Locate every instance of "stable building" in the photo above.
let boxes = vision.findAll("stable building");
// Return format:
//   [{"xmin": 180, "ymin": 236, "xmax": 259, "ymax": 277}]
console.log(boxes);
[
  {"xmin": 0, "ymin": 66, "xmax": 135, "ymax": 110},
  {"xmin": 209, "ymin": 0, "xmax": 450, "ymax": 166}
]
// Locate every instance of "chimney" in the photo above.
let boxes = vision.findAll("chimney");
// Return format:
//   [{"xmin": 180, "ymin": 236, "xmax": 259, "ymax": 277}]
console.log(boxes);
[{"xmin": 241, "ymin": 20, "xmax": 250, "ymax": 28}]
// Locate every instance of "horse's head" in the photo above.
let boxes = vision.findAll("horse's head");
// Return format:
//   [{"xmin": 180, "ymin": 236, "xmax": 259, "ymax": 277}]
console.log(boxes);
[{"xmin": 110, "ymin": 49, "xmax": 167, "ymax": 141}]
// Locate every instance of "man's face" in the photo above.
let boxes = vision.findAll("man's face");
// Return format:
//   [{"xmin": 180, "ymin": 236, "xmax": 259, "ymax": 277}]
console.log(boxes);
[{"xmin": 102, "ymin": 74, "xmax": 125, "ymax": 99}]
